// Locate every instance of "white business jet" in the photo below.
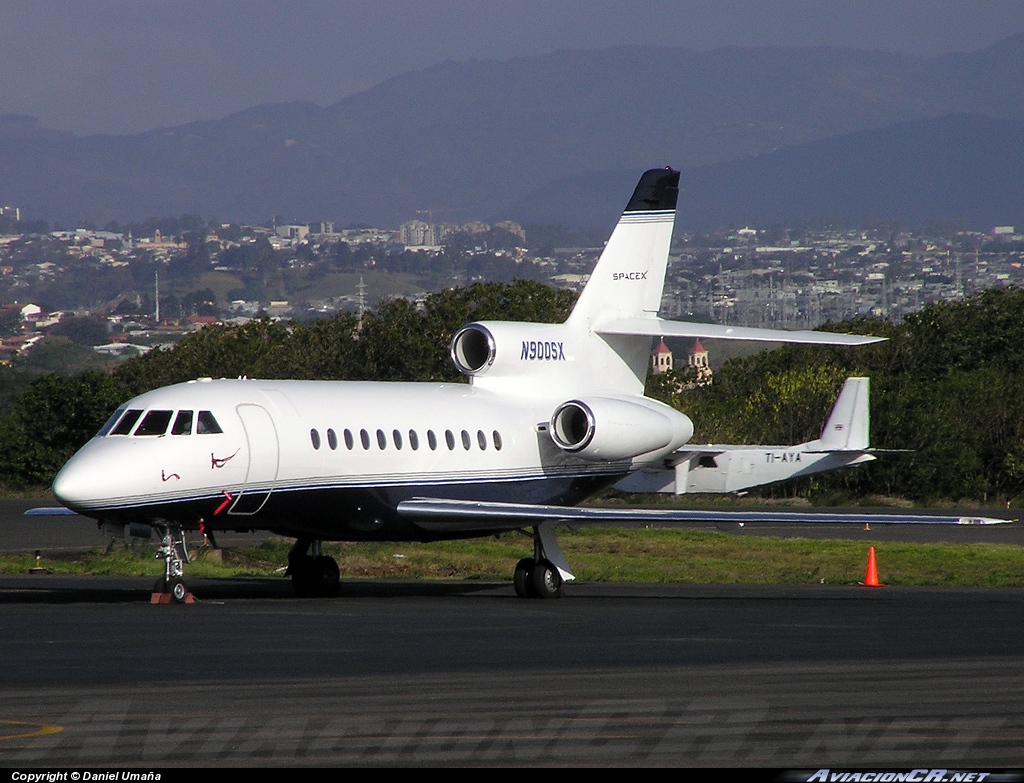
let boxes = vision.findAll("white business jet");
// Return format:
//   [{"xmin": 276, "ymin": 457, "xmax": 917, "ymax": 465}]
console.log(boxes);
[{"xmin": 47, "ymin": 168, "xmax": 1004, "ymax": 601}]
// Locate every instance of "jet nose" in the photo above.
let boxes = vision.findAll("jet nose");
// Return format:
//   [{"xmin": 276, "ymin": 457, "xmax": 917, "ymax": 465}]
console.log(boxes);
[{"xmin": 52, "ymin": 451, "xmax": 99, "ymax": 510}]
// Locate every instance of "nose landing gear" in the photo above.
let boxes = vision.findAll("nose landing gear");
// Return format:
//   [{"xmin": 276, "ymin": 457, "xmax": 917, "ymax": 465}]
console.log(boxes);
[{"xmin": 152, "ymin": 523, "xmax": 194, "ymax": 604}]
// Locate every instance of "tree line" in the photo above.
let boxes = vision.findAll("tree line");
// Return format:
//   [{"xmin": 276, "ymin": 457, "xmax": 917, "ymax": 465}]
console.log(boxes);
[
  {"xmin": 647, "ymin": 287, "xmax": 1024, "ymax": 503},
  {"xmin": 4, "ymin": 279, "xmax": 1024, "ymax": 505}
]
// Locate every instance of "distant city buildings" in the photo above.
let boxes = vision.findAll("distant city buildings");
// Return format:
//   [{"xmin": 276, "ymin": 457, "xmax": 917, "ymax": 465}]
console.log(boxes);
[{"xmin": 1, "ymin": 210, "xmax": 1022, "ymax": 368}]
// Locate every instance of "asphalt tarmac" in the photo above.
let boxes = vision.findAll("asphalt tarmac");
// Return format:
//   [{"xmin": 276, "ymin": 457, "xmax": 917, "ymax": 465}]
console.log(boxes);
[{"xmin": 3, "ymin": 499, "xmax": 1024, "ymax": 766}]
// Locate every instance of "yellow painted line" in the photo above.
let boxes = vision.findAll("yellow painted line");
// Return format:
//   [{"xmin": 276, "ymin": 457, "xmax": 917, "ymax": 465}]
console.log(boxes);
[{"xmin": 0, "ymin": 720, "xmax": 63, "ymax": 741}]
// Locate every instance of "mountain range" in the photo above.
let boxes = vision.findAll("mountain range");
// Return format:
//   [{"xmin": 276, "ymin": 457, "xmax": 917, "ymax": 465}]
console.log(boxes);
[{"xmin": 1, "ymin": 34, "xmax": 1023, "ymax": 230}]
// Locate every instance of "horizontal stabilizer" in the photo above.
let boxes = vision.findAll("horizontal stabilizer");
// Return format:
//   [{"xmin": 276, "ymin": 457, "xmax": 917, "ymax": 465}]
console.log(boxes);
[
  {"xmin": 596, "ymin": 317, "xmax": 885, "ymax": 346},
  {"xmin": 398, "ymin": 498, "xmax": 1010, "ymax": 533}
]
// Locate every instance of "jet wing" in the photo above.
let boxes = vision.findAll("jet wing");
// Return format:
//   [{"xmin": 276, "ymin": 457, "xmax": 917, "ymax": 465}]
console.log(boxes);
[{"xmin": 397, "ymin": 498, "xmax": 1010, "ymax": 534}]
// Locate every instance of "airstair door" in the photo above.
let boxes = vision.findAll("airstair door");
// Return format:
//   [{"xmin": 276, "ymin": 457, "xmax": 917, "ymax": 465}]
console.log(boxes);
[{"xmin": 229, "ymin": 403, "xmax": 279, "ymax": 515}]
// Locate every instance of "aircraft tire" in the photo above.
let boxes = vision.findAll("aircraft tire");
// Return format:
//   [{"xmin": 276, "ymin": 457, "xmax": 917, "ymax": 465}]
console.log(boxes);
[
  {"xmin": 513, "ymin": 557, "xmax": 536, "ymax": 598},
  {"xmin": 530, "ymin": 559, "xmax": 563, "ymax": 599},
  {"xmin": 168, "ymin": 577, "xmax": 188, "ymax": 603},
  {"xmin": 291, "ymin": 555, "xmax": 316, "ymax": 597},
  {"xmin": 312, "ymin": 555, "xmax": 340, "ymax": 597}
]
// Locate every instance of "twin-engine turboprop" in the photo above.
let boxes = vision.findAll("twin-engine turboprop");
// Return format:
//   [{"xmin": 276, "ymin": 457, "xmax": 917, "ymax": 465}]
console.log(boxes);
[{"xmin": 46, "ymin": 168, "xmax": 1006, "ymax": 601}]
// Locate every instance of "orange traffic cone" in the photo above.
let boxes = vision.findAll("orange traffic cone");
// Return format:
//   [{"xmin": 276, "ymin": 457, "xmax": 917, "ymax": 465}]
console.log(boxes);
[{"xmin": 860, "ymin": 546, "xmax": 883, "ymax": 587}]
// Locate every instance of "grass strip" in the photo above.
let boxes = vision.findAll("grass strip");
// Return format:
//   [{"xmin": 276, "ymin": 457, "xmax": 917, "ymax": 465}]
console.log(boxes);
[{"xmin": 3, "ymin": 528, "xmax": 1023, "ymax": 587}]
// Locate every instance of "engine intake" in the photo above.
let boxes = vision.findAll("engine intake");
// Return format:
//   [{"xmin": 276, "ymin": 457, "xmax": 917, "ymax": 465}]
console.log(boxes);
[
  {"xmin": 450, "ymin": 324, "xmax": 496, "ymax": 376},
  {"xmin": 550, "ymin": 396, "xmax": 692, "ymax": 461}
]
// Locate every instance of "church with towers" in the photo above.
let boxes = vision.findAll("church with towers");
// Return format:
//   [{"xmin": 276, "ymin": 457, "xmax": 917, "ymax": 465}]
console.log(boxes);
[{"xmin": 650, "ymin": 338, "xmax": 713, "ymax": 386}]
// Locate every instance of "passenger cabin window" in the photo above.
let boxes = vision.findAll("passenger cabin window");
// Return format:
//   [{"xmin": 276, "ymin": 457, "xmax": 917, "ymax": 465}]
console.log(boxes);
[
  {"xmin": 461, "ymin": 430, "xmax": 471, "ymax": 450},
  {"xmin": 171, "ymin": 410, "xmax": 193, "ymax": 435},
  {"xmin": 97, "ymin": 407, "xmax": 127, "ymax": 437},
  {"xmin": 428, "ymin": 430, "xmax": 437, "ymax": 450},
  {"xmin": 310, "ymin": 429, "xmax": 321, "ymax": 450},
  {"xmin": 477, "ymin": 430, "xmax": 487, "ymax": 450},
  {"xmin": 196, "ymin": 411, "xmax": 223, "ymax": 434},
  {"xmin": 493, "ymin": 431, "xmax": 503, "ymax": 451},
  {"xmin": 327, "ymin": 429, "xmax": 338, "ymax": 450},
  {"xmin": 445, "ymin": 430, "xmax": 455, "ymax": 450},
  {"xmin": 110, "ymin": 409, "xmax": 143, "ymax": 436},
  {"xmin": 344, "ymin": 429, "xmax": 354, "ymax": 450},
  {"xmin": 376, "ymin": 429, "xmax": 387, "ymax": 450},
  {"xmin": 135, "ymin": 410, "xmax": 173, "ymax": 436},
  {"xmin": 360, "ymin": 429, "xmax": 370, "ymax": 450},
  {"xmin": 408, "ymin": 430, "xmax": 419, "ymax": 450}
]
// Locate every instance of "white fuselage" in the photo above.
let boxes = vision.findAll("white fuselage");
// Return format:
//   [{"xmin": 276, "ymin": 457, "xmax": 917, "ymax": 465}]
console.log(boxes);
[{"xmin": 53, "ymin": 377, "xmax": 692, "ymax": 541}]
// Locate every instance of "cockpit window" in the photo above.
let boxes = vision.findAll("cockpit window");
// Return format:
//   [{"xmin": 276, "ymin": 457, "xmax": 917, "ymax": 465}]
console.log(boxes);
[
  {"xmin": 97, "ymin": 407, "xmax": 127, "ymax": 437},
  {"xmin": 171, "ymin": 410, "xmax": 193, "ymax": 435},
  {"xmin": 135, "ymin": 410, "xmax": 173, "ymax": 436},
  {"xmin": 196, "ymin": 410, "xmax": 223, "ymax": 434},
  {"xmin": 110, "ymin": 409, "xmax": 143, "ymax": 436}
]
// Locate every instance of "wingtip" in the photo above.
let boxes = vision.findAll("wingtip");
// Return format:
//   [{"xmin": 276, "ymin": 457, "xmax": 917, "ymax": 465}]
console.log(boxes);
[{"xmin": 957, "ymin": 516, "xmax": 1015, "ymax": 525}]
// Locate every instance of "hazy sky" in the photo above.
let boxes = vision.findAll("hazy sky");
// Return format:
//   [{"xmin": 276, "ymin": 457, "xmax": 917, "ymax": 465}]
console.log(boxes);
[{"xmin": 3, "ymin": 0, "xmax": 1024, "ymax": 135}]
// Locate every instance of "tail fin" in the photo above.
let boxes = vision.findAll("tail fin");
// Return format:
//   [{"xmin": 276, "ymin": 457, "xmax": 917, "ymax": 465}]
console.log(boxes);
[
  {"xmin": 818, "ymin": 377, "xmax": 870, "ymax": 451},
  {"xmin": 567, "ymin": 168, "xmax": 679, "ymax": 330}
]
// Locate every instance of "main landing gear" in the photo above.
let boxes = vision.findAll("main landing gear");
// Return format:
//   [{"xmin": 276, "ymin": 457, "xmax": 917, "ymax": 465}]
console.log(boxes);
[
  {"xmin": 513, "ymin": 523, "xmax": 574, "ymax": 599},
  {"xmin": 288, "ymin": 538, "xmax": 340, "ymax": 597},
  {"xmin": 152, "ymin": 522, "xmax": 194, "ymax": 604}
]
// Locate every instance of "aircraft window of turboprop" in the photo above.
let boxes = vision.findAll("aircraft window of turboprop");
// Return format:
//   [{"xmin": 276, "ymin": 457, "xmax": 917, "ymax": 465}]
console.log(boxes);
[
  {"xmin": 393, "ymin": 429, "xmax": 403, "ymax": 450},
  {"xmin": 493, "ymin": 431, "xmax": 503, "ymax": 451},
  {"xmin": 97, "ymin": 406, "xmax": 127, "ymax": 436},
  {"xmin": 311, "ymin": 429, "xmax": 321, "ymax": 450},
  {"xmin": 360, "ymin": 429, "xmax": 370, "ymax": 449},
  {"xmin": 110, "ymin": 409, "xmax": 143, "ymax": 436},
  {"xmin": 477, "ymin": 430, "xmax": 487, "ymax": 450},
  {"xmin": 376, "ymin": 429, "xmax": 387, "ymax": 450},
  {"xmin": 461, "ymin": 430, "xmax": 471, "ymax": 450},
  {"xmin": 327, "ymin": 428, "xmax": 337, "ymax": 450},
  {"xmin": 196, "ymin": 411, "xmax": 223, "ymax": 434},
  {"xmin": 171, "ymin": 410, "xmax": 193, "ymax": 435},
  {"xmin": 427, "ymin": 430, "xmax": 437, "ymax": 450},
  {"xmin": 135, "ymin": 410, "xmax": 173, "ymax": 436},
  {"xmin": 409, "ymin": 430, "xmax": 419, "ymax": 450},
  {"xmin": 344, "ymin": 429, "xmax": 354, "ymax": 449},
  {"xmin": 445, "ymin": 430, "xmax": 455, "ymax": 450}
]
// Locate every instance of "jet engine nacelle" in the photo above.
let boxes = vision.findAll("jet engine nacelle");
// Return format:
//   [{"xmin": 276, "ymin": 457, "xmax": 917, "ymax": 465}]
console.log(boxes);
[
  {"xmin": 451, "ymin": 321, "xmax": 575, "ymax": 378},
  {"xmin": 549, "ymin": 396, "xmax": 694, "ymax": 462}
]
